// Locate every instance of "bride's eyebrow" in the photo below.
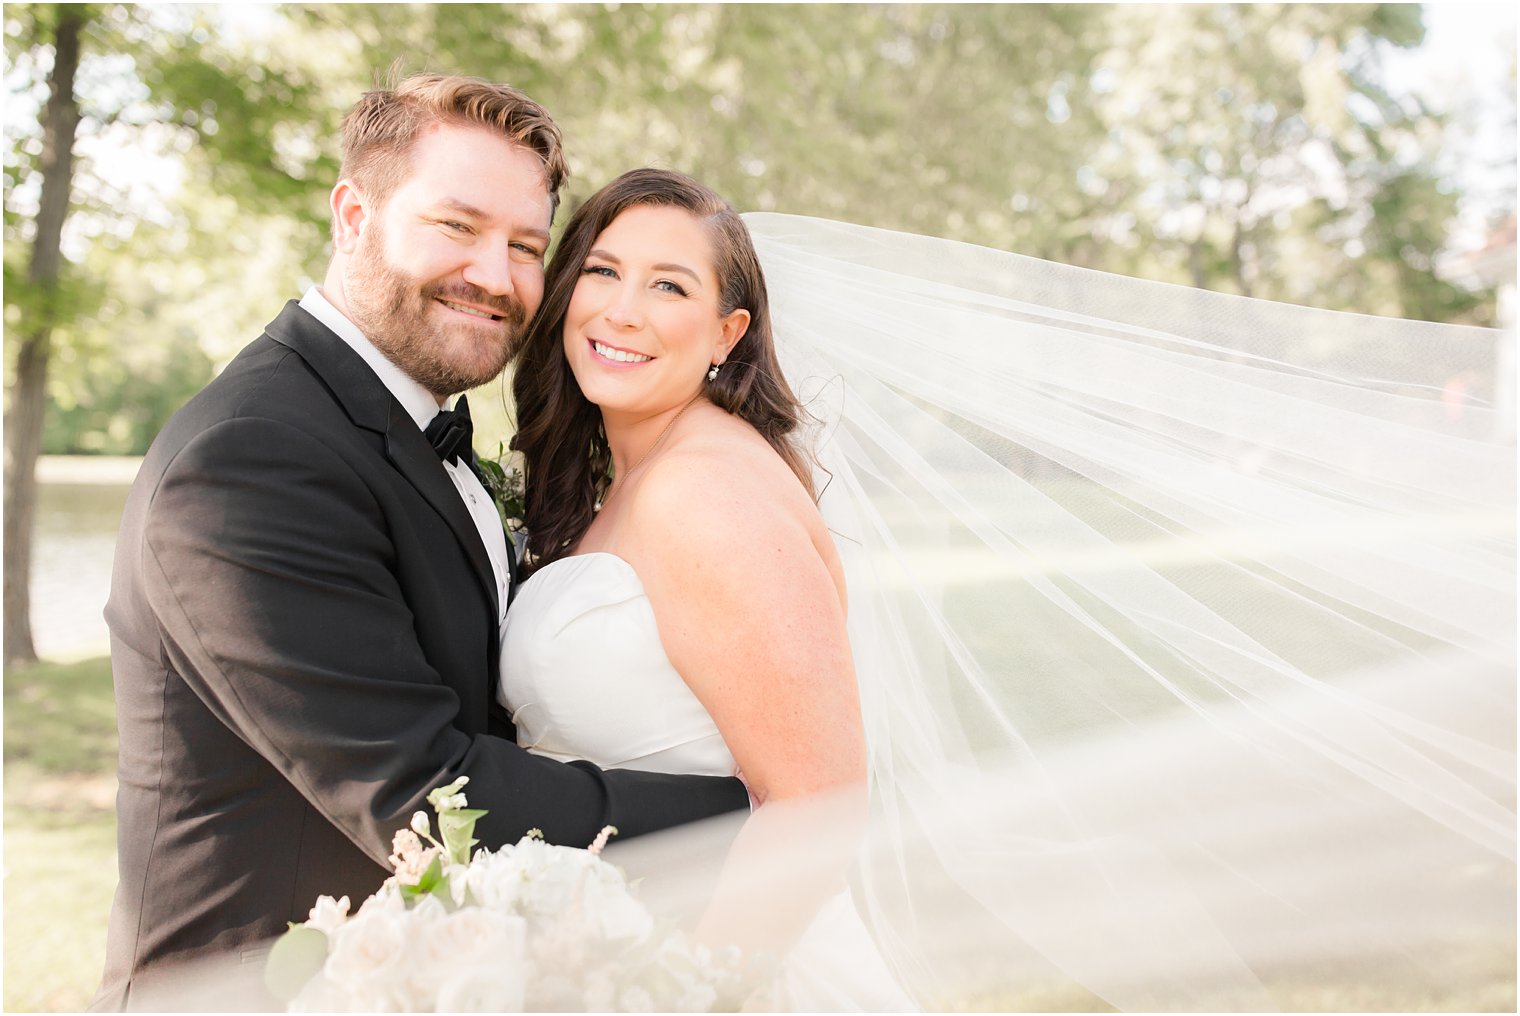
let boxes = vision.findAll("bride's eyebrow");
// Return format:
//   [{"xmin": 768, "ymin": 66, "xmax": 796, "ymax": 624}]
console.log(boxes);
[
  {"xmin": 653, "ymin": 262, "xmax": 700, "ymax": 284},
  {"xmin": 585, "ymin": 249, "xmax": 702, "ymax": 285}
]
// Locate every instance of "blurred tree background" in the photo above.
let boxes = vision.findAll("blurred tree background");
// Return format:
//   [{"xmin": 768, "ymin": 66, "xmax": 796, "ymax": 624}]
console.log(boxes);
[
  {"xmin": 1, "ymin": 7, "xmax": 1515, "ymax": 1007},
  {"xmin": 3, "ymin": 2, "xmax": 1515, "ymax": 656}
]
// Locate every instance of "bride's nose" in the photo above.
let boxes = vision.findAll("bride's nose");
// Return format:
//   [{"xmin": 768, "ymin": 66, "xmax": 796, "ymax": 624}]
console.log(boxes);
[{"xmin": 603, "ymin": 286, "xmax": 644, "ymax": 330}]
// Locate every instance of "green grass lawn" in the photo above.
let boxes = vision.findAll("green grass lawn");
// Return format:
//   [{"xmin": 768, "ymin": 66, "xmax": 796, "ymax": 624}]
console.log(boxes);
[{"xmin": 4, "ymin": 656, "xmax": 118, "ymax": 1012}]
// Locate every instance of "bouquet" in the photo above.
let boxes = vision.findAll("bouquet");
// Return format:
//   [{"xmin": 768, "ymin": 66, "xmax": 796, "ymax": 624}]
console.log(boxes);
[{"xmin": 266, "ymin": 779, "xmax": 758, "ymax": 1012}]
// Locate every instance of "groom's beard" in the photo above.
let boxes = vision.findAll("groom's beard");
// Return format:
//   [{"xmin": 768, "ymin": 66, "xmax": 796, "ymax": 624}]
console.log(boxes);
[{"xmin": 344, "ymin": 226, "xmax": 528, "ymax": 398}]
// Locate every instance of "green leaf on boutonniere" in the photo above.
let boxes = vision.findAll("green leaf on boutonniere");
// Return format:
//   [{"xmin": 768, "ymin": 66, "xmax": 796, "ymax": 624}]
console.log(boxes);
[
  {"xmin": 477, "ymin": 441, "xmax": 526, "ymax": 531},
  {"xmin": 265, "ymin": 924, "xmax": 327, "ymax": 1001}
]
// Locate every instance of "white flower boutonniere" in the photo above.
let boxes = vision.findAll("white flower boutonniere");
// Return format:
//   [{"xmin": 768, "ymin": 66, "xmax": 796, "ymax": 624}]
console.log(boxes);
[{"xmin": 476, "ymin": 442, "xmax": 526, "ymax": 533}]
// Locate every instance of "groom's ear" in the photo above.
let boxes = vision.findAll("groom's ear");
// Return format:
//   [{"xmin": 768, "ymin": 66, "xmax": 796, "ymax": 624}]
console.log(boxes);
[{"xmin": 330, "ymin": 180, "xmax": 369, "ymax": 255}]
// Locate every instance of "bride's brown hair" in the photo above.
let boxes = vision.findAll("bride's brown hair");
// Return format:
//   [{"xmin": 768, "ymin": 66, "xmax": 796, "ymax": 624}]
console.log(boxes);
[{"xmin": 511, "ymin": 168, "xmax": 815, "ymax": 575}]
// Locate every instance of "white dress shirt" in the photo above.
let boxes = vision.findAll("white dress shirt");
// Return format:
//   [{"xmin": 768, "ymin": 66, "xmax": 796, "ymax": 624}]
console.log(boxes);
[{"xmin": 299, "ymin": 287, "xmax": 513, "ymax": 638}]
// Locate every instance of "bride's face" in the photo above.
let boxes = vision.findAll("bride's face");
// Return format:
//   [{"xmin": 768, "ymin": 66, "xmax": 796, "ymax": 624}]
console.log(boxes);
[{"xmin": 562, "ymin": 204, "xmax": 748, "ymax": 417}]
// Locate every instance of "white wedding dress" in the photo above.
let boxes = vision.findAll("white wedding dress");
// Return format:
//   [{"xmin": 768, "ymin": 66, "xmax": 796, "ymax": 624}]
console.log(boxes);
[{"xmin": 498, "ymin": 550, "xmax": 917, "ymax": 1011}]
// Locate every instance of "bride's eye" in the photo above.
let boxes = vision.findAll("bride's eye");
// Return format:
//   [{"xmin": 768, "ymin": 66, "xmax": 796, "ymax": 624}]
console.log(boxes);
[
  {"xmin": 653, "ymin": 279, "xmax": 688, "ymax": 296},
  {"xmin": 580, "ymin": 265, "xmax": 617, "ymax": 279}
]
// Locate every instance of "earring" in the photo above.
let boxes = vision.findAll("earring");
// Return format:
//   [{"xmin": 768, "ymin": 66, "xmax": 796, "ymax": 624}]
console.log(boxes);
[{"xmin": 707, "ymin": 364, "xmax": 720, "ymax": 382}]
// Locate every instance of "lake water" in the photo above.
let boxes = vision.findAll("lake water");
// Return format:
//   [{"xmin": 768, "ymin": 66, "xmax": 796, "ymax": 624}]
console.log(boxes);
[{"xmin": 31, "ymin": 457, "xmax": 139, "ymax": 661}]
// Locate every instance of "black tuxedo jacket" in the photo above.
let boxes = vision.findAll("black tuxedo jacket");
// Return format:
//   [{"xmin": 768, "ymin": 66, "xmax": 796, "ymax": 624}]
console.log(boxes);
[{"xmin": 95, "ymin": 302, "xmax": 748, "ymax": 1009}]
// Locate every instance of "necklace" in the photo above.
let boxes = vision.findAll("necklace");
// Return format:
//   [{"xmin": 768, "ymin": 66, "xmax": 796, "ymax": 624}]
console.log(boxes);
[{"xmin": 600, "ymin": 392, "xmax": 705, "ymax": 510}]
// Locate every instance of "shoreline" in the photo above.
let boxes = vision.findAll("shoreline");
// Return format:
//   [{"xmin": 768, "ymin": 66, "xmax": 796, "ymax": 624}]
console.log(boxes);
[{"xmin": 36, "ymin": 455, "xmax": 144, "ymax": 486}]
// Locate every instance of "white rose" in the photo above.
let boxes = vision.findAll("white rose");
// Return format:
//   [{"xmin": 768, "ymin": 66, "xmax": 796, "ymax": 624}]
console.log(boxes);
[
  {"xmin": 421, "ymin": 907, "xmax": 523, "ymax": 967},
  {"xmin": 462, "ymin": 851, "xmax": 525, "ymax": 912},
  {"xmin": 426, "ymin": 911, "xmax": 527, "ymax": 1010},
  {"xmin": 526, "ymin": 970, "xmax": 585, "ymax": 1011},
  {"xmin": 304, "ymin": 894, "xmax": 350, "ymax": 935},
  {"xmin": 435, "ymin": 966, "xmax": 525, "ymax": 1013},
  {"xmin": 324, "ymin": 907, "xmax": 407, "ymax": 987},
  {"xmin": 582, "ymin": 877, "xmax": 654, "ymax": 942},
  {"xmin": 515, "ymin": 853, "xmax": 591, "ymax": 917},
  {"xmin": 289, "ymin": 972, "xmax": 397, "ymax": 1013},
  {"xmin": 409, "ymin": 893, "xmax": 450, "ymax": 926},
  {"xmin": 582, "ymin": 970, "xmax": 617, "ymax": 1011},
  {"xmin": 355, "ymin": 885, "xmax": 405, "ymax": 916},
  {"xmin": 675, "ymin": 981, "xmax": 719, "ymax": 1012},
  {"xmin": 619, "ymin": 984, "xmax": 657, "ymax": 1012}
]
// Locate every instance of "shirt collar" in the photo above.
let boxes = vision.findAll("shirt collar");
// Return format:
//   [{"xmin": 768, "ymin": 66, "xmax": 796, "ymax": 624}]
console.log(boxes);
[{"xmin": 299, "ymin": 286, "xmax": 447, "ymax": 431}]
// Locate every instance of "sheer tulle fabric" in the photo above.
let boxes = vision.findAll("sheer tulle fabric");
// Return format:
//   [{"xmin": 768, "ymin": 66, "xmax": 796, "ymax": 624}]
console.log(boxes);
[
  {"xmin": 633, "ymin": 214, "xmax": 1512, "ymax": 1010},
  {"xmin": 154, "ymin": 216, "xmax": 1512, "ymax": 1011}
]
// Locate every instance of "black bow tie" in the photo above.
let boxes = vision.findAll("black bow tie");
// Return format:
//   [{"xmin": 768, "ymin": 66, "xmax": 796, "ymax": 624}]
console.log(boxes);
[{"xmin": 424, "ymin": 394, "xmax": 474, "ymax": 466}]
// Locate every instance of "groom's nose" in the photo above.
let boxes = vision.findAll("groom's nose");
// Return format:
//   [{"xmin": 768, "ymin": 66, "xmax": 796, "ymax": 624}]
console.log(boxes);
[{"xmin": 460, "ymin": 240, "xmax": 515, "ymax": 298}]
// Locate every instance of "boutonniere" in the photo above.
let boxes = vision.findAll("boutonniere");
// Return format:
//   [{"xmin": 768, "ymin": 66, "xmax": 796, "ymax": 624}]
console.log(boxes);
[{"xmin": 476, "ymin": 442, "xmax": 526, "ymax": 533}]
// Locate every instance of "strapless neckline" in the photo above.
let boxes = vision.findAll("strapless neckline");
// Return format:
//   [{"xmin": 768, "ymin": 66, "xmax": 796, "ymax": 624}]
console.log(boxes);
[
  {"xmin": 498, "ymin": 547, "xmax": 735, "ymax": 777},
  {"xmin": 526, "ymin": 550, "xmax": 638, "ymax": 583}
]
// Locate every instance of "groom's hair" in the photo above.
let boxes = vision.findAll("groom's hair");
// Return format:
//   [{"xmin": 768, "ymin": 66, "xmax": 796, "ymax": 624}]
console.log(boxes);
[{"xmin": 338, "ymin": 73, "xmax": 568, "ymax": 217}]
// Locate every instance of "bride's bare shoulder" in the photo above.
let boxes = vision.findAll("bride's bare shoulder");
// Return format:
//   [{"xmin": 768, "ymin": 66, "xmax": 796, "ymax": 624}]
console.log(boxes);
[
  {"xmin": 625, "ymin": 410, "xmax": 842, "ymax": 596},
  {"xmin": 637, "ymin": 418, "xmax": 814, "ymax": 532}
]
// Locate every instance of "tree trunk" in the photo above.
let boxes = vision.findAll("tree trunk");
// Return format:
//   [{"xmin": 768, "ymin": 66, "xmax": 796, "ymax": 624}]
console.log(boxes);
[
  {"xmin": 1188, "ymin": 238, "xmax": 1206, "ymax": 289},
  {"xmin": 1230, "ymin": 217, "xmax": 1254, "ymax": 299},
  {"xmin": 4, "ymin": 6, "xmax": 85, "ymax": 666}
]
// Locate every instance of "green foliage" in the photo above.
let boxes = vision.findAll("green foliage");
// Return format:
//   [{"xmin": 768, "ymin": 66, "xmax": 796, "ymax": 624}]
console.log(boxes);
[
  {"xmin": 264, "ymin": 925, "xmax": 330, "ymax": 1003},
  {"xmin": 123, "ymin": 7, "xmax": 336, "ymax": 225},
  {"xmin": 437, "ymin": 807, "xmax": 489, "ymax": 866},
  {"xmin": 395, "ymin": 853, "xmax": 452, "ymax": 907},
  {"xmin": 43, "ymin": 319, "xmax": 212, "ymax": 454},
  {"xmin": 3, "ymin": 3, "xmax": 1508, "ymax": 456},
  {"xmin": 5, "ymin": 3, "xmax": 336, "ymax": 455},
  {"xmin": 476, "ymin": 441, "xmax": 526, "ymax": 531}
]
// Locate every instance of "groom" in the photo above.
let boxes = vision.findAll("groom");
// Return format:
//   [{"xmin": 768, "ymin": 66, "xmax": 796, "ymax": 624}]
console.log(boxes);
[{"xmin": 95, "ymin": 74, "xmax": 748, "ymax": 1010}]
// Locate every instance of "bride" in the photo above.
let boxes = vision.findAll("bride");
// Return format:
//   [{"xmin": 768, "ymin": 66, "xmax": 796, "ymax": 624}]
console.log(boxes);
[
  {"xmin": 500, "ymin": 169, "xmax": 1515, "ymax": 1010},
  {"xmin": 500, "ymin": 167, "xmax": 912, "ymax": 1009}
]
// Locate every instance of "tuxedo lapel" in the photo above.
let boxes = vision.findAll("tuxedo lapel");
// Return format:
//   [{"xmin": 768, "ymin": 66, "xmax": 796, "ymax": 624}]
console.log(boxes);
[
  {"xmin": 263, "ymin": 301, "xmax": 501, "ymax": 622},
  {"xmin": 504, "ymin": 525, "xmax": 520, "ymax": 595},
  {"xmin": 384, "ymin": 405, "xmax": 500, "ymax": 619}
]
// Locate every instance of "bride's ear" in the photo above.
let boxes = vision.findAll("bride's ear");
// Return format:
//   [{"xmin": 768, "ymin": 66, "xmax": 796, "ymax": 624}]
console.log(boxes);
[
  {"xmin": 330, "ymin": 180, "xmax": 369, "ymax": 254},
  {"xmin": 715, "ymin": 308, "xmax": 750, "ymax": 364}
]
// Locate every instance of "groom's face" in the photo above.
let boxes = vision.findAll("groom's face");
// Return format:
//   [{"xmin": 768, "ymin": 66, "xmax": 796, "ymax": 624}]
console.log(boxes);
[{"xmin": 340, "ymin": 124, "xmax": 553, "ymax": 397}]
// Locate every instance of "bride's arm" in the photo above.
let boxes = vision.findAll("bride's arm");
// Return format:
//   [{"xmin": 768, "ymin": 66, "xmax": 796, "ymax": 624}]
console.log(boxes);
[
  {"xmin": 628, "ymin": 450, "xmax": 868, "ymax": 950},
  {"xmin": 630, "ymin": 451, "xmax": 866, "ymax": 806}
]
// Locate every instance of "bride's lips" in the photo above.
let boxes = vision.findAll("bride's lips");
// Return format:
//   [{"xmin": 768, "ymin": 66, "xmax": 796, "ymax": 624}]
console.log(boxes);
[{"xmin": 587, "ymin": 337, "xmax": 655, "ymax": 370}]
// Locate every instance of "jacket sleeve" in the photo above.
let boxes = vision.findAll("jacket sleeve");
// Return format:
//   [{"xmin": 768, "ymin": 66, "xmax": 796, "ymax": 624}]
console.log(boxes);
[{"xmin": 140, "ymin": 414, "xmax": 747, "ymax": 865}]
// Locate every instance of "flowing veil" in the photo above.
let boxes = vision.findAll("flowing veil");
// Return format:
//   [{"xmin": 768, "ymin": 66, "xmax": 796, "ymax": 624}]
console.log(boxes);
[
  {"xmin": 150, "ymin": 213, "xmax": 1511, "ymax": 1012},
  {"xmin": 683, "ymin": 213, "xmax": 1513, "ymax": 1010}
]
